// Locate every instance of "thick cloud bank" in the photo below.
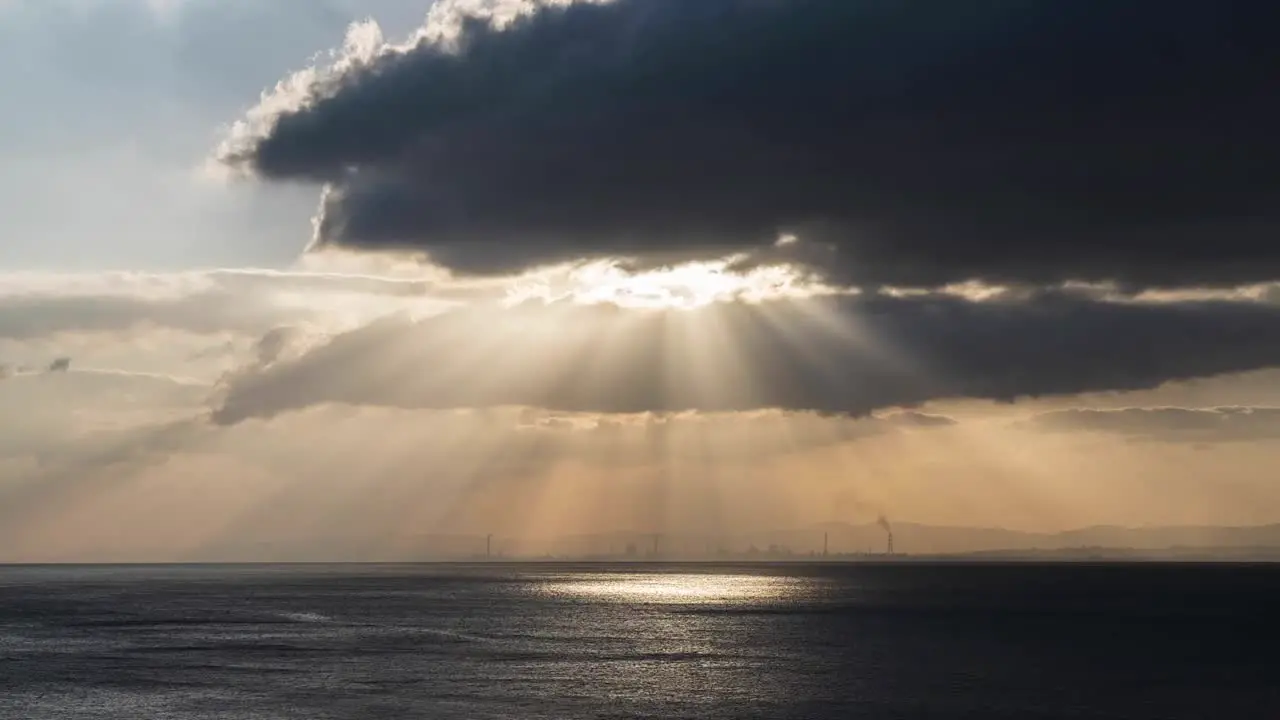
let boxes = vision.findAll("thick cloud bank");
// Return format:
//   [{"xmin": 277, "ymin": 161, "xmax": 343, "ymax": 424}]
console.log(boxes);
[
  {"xmin": 212, "ymin": 293, "xmax": 1280, "ymax": 423},
  {"xmin": 220, "ymin": 0, "xmax": 1280, "ymax": 287}
]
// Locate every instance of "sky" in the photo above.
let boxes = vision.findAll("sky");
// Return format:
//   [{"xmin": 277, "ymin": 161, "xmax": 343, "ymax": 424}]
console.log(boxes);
[{"xmin": 2, "ymin": 0, "xmax": 1280, "ymax": 561}]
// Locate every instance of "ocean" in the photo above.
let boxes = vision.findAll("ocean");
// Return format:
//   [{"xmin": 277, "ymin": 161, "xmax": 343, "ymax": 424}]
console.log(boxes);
[{"xmin": 1, "ymin": 563, "xmax": 1276, "ymax": 719}]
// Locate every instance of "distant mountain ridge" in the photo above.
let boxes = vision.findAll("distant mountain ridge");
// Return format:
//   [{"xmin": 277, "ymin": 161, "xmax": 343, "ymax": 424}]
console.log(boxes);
[{"xmin": 766, "ymin": 521, "xmax": 1280, "ymax": 557}]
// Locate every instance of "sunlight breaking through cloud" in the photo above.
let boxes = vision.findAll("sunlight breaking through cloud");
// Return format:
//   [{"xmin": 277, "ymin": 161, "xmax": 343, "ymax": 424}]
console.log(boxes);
[
  {"xmin": 505, "ymin": 257, "xmax": 838, "ymax": 309},
  {"xmin": 6, "ymin": 0, "xmax": 1280, "ymax": 569}
]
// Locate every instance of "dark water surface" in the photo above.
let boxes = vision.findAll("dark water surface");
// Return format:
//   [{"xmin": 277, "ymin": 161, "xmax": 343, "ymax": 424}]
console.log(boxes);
[{"xmin": 1, "ymin": 563, "xmax": 1277, "ymax": 719}]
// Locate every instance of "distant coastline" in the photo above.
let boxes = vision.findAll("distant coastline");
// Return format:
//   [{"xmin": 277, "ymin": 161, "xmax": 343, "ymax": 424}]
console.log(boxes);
[{"xmin": 4, "ymin": 521, "xmax": 1280, "ymax": 564}]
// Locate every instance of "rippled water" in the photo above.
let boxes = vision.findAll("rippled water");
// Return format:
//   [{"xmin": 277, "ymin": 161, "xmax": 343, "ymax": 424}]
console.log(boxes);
[{"xmin": 1, "ymin": 563, "xmax": 1277, "ymax": 718}]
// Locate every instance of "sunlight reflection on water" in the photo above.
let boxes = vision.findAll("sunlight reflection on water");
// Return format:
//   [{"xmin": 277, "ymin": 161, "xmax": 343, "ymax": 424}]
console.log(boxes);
[{"xmin": 541, "ymin": 573, "xmax": 809, "ymax": 604}]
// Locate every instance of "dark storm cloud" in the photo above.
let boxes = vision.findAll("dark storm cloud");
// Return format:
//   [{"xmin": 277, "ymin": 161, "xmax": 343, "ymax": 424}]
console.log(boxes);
[
  {"xmin": 1024, "ymin": 406, "xmax": 1280, "ymax": 443},
  {"xmin": 221, "ymin": 0, "xmax": 1280, "ymax": 287},
  {"xmin": 211, "ymin": 292, "xmax": 1280, "ymax": 424}
]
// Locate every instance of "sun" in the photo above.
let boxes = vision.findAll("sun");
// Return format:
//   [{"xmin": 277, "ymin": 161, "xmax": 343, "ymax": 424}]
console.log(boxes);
[{"xmin": 577, "ymin": 260, "xmax": 746, "ymax": 308}]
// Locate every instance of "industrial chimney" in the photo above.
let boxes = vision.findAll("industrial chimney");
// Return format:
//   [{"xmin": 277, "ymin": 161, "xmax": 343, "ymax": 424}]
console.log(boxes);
[{"xmin": 877, "ymin": 515, "xmax": 894, "ymax": 555}]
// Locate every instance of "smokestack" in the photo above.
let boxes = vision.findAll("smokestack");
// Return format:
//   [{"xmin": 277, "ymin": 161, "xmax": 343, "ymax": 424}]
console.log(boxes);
[
  {"xmin": 486, "ymin": 534, "xmax": 492, "ymax": 560},
  {"xmin": 877, "ymin": 515, "xmax": 894, "ymax": 555},
  {"xmin": 823, "ymin": 532, "xmax": 829, "ymax": 558}
]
